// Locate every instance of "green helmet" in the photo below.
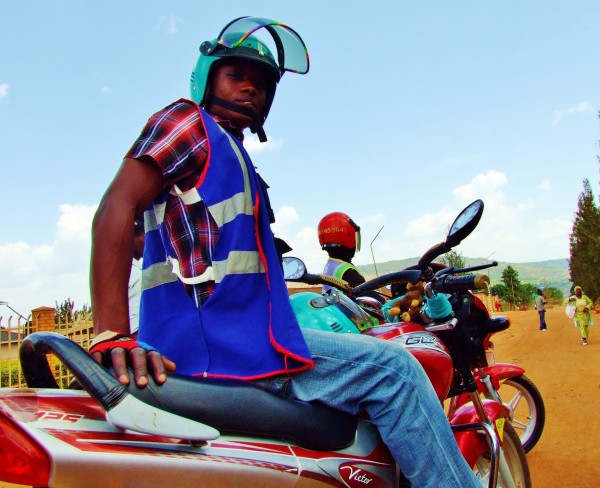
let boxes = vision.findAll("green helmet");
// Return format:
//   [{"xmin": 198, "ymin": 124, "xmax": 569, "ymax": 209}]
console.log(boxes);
[
  {"xmin": 190, "ymin": 16, "xmax": 309, "ymax": 142},
  {"xmin": 190, "ymin": 33, "xmax": 280, "ymax": 127}
]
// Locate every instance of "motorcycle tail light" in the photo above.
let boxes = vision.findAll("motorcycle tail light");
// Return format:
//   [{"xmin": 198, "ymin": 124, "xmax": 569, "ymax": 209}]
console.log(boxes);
[{"xmin": 0, "ymin": 413, "xmax": 51, "ymax": 486}]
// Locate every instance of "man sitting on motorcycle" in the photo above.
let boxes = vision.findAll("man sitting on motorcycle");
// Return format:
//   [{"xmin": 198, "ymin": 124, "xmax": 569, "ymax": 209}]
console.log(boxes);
[
  {"xmin": 318, "ymin": 212, "xmax": 386, "ymax": 306},
  {"xmin": 89, "ymin": 17, "xmax": 479, "ymax": 488},
  {"xmin": 318, "ymin": 212, "xmax": 368, "ymax": 289}
]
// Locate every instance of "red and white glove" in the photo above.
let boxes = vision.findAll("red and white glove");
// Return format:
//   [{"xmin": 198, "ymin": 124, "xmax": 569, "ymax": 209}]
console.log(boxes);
[{"xmin": 89, "ymin": 330, "xmax": 156, "ymax": 356}]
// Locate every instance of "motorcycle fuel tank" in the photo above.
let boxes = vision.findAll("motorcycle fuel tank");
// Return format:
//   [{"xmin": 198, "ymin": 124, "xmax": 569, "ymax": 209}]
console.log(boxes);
[{"xmin": 363, "ymin": 323, "xmax": 454, "ymax": 401}]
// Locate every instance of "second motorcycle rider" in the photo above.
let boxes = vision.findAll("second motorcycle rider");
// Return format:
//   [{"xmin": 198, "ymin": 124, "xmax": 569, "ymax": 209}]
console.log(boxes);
[{"xmin": 89, "ymin": 16, "xmax": 480, "ymax": 487}]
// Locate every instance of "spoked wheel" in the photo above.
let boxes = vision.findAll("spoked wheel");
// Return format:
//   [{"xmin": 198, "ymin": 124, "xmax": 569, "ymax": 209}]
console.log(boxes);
[
  {"xmin": 485, "ymin": 374, "xmax": 545, "ymax": 452},
  {"xmin": 474, "ymin": 422, "xmax": 532, "ymax": 488}
]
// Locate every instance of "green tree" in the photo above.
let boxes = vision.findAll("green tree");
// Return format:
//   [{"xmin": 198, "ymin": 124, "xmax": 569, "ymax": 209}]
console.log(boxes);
[
  {"xmin": 54, "ymin": 299, "xmax": 92, "ymax": 323},
  {"xmin": 79, "ymin": 302, "xmax": 92, "ymax": 317},
  {"xmin": 439, "ymin": 249, "xmax": 466, "ymax": 269},
  {"xmin": 55, "ymin": 298, "xmax": 74, "ymax": 324},
  {"xmin": 491, "ymin": 283, "xmax": 509, "ymax": 301},
  {"xmin": 521, "ymin": 283, "xmax": 537, "ymax": 307},
  {"xmin": 544, "ymin": 287, "xmax": 564, "ymax": 305},
  {"xmin": 500, "ymin": 266, "xmax": 528, "ymax": 309},
  {"xmin": 569, "ymin": 179, "xmax": 600, "ymax": 301}
]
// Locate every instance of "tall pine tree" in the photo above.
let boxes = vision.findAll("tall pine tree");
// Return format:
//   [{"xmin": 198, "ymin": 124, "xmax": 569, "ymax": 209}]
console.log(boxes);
[
  {"xmin": 500, "ymin": 265, "xmax": 528, "ymax": 309},
  {"xmin": 568, "ymin": 178, "xmax": 600, "ymax": 301}
]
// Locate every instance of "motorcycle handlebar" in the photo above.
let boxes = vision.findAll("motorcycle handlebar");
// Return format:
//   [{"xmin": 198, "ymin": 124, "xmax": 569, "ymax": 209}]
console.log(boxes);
[
  {"xmin": 351, "ymin": 269, "xmax": 423, "ymax": 297},
  {"xmin": 417, "ymin": 242, "xmax": 451, "ymax": 271},
  {"xmin": 430, "ymin": 273, "xmax": 489, "ymax": 294},
  {"xmin": 290, "ymin": 261, "xmax": 491, "ymax": 298}
]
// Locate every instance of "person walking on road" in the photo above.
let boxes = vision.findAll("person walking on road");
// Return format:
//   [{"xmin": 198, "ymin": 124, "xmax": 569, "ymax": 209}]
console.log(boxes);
[
  {"xmin": 535, "ymin": 288, "xmax": 548, "ymax": 331},
  {"xmin": 569, "ymin": 286, "xmax": 593, "ymax": 345}
]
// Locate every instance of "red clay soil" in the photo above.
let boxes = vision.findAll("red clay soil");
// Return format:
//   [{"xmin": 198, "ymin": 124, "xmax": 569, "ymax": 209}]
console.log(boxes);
[
  {"xmin": 489, "ymin": 307, "xmax": 600, "ymax": 487},
  {"xmin": 1, "ymin": 307, "xmax": 598, "ymax": 487}
]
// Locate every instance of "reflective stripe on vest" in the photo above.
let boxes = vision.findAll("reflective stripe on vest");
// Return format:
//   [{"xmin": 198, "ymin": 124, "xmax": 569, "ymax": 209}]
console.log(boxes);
[
  {"xmin": 142, "ymin": 124, "xmax": 262, "ymax": 287},
  {"xmin": 138, "ymin": 103, "xmax": 313, "ymax": 379}
]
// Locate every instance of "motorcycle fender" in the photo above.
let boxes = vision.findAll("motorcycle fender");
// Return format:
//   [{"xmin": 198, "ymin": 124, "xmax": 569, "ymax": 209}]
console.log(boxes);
[
  {"xmin": 482, "ymin": 363, "xmax": 526, "ymax": 390},
  {"xmin": 449, "ymin": 400, "xmax": 510, "ymax": 468}
]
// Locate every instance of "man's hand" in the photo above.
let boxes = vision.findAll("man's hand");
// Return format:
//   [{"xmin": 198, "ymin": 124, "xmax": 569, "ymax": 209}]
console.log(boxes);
[
  {"xmin": 90, "ymin": 331, "xmax": 176, "ymax": 387},
  {"xmin": 90, "ymin": 157, "xmax": 165, "ymax": 387}
]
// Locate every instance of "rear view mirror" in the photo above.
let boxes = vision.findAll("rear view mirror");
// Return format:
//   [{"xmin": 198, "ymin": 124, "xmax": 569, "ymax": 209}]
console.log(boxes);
[
  {"xmin": 282, "ymin": 257, "xmax": 307, "ymax": 280},
  {"xmin": 446, "ymin": 200, "xmax": 484, "ymax": 247}
]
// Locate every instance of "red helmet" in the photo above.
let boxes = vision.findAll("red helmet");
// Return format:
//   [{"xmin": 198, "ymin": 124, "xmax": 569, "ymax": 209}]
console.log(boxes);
[{"xmin": 318, "ymin": 212, "xmax": 361, "ymax": 251}]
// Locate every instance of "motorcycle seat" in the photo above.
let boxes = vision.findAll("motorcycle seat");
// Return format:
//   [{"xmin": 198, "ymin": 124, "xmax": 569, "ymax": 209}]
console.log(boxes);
[
  {"xmin": 20, "ymin": 332, "xmax": 357, "ymax": 453},
  {"xmin": 125, "ymin": 372, "xmax": 358, "ymax": 451}
]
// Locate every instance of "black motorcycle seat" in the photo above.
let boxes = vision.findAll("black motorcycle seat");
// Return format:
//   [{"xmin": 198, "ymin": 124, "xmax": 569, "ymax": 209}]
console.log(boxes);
[
  {"xmin": 125, "ymin": 372, "xmax": 358, "ymax": 452},
  {"xmin": 19, "ymin": 332, "xmax": 357, "ymax": 453}
]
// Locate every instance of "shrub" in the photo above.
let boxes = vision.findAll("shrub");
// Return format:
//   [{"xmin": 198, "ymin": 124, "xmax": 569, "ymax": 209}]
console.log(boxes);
[{"xmin": 0, "ymin": 361, "xmax": 22, "ymax": 387}]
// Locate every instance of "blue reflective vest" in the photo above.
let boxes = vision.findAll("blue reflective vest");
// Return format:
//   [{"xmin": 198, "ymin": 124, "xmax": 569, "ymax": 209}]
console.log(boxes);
[{"xmin": 139, "ymin": 106, "xmax": 313, "ymax": 379}]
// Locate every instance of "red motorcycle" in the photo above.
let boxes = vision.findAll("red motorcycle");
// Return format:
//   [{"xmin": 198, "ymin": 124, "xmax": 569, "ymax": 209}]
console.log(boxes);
[
  {"xmin": 0, "ymin": 200, "xmax": 530, "ymax": 487},
  {"xmin": 289, "ymin": 199, "xmax": 532, "ymax": 486},
  {"xmin": 353, "ymin": 277, "xmax": 545, "ymax": 453}
]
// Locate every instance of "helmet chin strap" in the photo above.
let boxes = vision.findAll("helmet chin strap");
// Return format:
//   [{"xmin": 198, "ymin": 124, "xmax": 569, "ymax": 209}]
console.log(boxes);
[{"xmin": 207, "ymin": 96, "xmax": 267, "ymax": 142}]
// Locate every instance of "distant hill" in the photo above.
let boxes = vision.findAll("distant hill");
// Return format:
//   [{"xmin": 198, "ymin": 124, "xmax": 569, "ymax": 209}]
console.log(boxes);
[{"xmin": 357, "ymin": 258, "xmax": 571, "ymax": 293}]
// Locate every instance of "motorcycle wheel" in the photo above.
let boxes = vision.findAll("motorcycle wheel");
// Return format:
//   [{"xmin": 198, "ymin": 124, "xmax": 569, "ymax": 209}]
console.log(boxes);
[
  {"xmin": 486, "ymin": 374, "xmax": 545, "ymax": 452},
  {"xmin": 474, "ymin": 422, "xmax": 532, "ymax": 488}
]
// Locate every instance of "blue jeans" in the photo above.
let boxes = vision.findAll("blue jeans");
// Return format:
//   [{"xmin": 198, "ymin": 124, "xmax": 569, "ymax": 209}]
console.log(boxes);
[
  {"xmin": 538, "ymin": 310, "xmax": 547, "ymax": 330},
  {"xmin": 258, "ymin": 329, "xmax": 479, "ymax": 488}
]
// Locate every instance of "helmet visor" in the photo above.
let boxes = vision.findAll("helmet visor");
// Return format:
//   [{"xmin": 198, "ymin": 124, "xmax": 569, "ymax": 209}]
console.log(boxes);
[
  {"xmin": 217, "ymin": 16, "xmax": 309, "ymax": 74},
  {"xmin": 349, "ymin": 218, "xmax": 361, "ymax": 252}
]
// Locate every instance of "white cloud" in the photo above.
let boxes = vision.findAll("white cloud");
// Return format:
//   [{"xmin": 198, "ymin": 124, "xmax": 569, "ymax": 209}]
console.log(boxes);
[
  {"xmin": 449, "ymin": 185, "xmax": 570, "ymax": 262},
  {"xmin": 0, "ymin": 83, "xmax": 8, "ymax": 98},
  {"xmin": 291, "ymin": 226, "xmax": 324, "ymax": 273},
  {"xmin": 56, "ymin": 204, "xmax": 96, "ymax": 242},
  {"xmin": 552, "ymin": 101, "xmax": 593, "ymax": 125},
  {"xmin": 356, "ymin": 170, "xmax": 569, "ymax": 265},
  {"xmin": 452, "ymin": 170, "xmax": 508, "ymax": 202},
  {"xmin": 0, "ymin": 204, "xmax": 97, "ymax": 318},
  {"xmin": 245, "ymin": 135, "xmax": 284, "ymax": 153},
  {"xmin": 273, "ymin": 205, "xmax": 299, "ymax": 229},
  {"xmin": 158, "ymin": 14, "xmax": 181, "ymax": 35},
  {"xmin": 539, "ymin": 179, "xmax": 553, "ymax": 193},
  {"xmin": 267, "ymin": 206, "xmax": 324, "ymax": 271},
  {"xmin": 0, "ymin": 170, "xmax": 571, "ymax": 321},
  {"xmin": 101, "ymin": 86, "xmax": 113, "ymax": 95},
  {"xmin": 272, "ymin": 166, "xmax": 570, "ymax": 277}
]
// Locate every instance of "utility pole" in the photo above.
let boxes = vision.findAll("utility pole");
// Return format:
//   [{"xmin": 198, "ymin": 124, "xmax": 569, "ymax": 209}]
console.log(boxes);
[
  {"xmin": 370, "ymin": 226, "xmax": 384, "ymax": 277},
  {"xmin": 510, "ymin": 277, "xmax": 516, "ymax": 311}
]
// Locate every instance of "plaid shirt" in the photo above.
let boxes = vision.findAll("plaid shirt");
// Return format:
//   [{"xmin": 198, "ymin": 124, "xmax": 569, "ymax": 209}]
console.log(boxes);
[{"xmin": 126, "ymin": 99, "xmax": 244, "ymax": 306}]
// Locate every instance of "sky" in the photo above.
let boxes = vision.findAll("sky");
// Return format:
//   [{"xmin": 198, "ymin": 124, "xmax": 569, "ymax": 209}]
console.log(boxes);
[{"xmin": 1, "ymin": 0, "xmax": 599, "ymax": 319}]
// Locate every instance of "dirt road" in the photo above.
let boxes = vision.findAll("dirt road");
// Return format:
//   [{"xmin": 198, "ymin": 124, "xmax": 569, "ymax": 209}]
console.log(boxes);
[
  {"xmin": 1, "ymin": 307, "xmax": 597, "ymax": 487},
  {"xmin": 491, "ymin": 306, "xmax": 600, "ymax": 487}
]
